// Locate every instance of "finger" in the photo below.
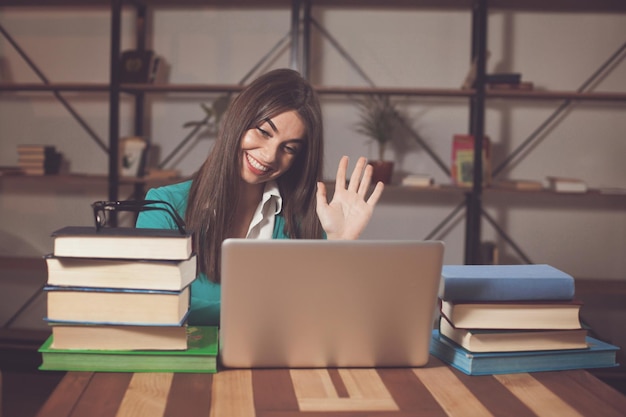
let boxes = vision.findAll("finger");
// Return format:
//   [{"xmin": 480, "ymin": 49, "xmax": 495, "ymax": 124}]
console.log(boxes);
[
  {"xmin": 366, "ymin": 181, "xmax": 385, "ymax": 206},
  {"xmin": 357, "ymin": 163, "xmax": 374, "ymax": 197},
  {"xmin": 348, "ymin": 156, "xmax": 367, "ymax": 193},
  {"xmin": 316, "ymin": 181, "xmax": 328, "ymax": 211},
  {"xmin": 335, "ymin": 156, "xmax": 349, "ymax": 189}
]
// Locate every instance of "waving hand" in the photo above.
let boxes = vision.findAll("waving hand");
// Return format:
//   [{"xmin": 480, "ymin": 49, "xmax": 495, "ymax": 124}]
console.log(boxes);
[{"xmin": 316, "ymin": 156, "xmax": 384, "ymax": 240}]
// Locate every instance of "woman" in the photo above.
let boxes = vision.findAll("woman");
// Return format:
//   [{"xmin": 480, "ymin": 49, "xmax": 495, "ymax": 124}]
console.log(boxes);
[{"xmin": 137, "ymin": 68, "xmax": 384, "ymax": 326}]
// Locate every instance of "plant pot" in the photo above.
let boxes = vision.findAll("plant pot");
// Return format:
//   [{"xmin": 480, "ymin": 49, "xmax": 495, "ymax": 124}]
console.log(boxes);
[{"xmin": 369, "ymin": 160, "xmax": 394, "ymax": 185}]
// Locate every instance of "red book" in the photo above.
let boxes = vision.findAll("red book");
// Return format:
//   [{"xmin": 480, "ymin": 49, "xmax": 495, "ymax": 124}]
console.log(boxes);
[{"xmin": 451, "ymin": 134, "xmax": 491, "ymax": 186}]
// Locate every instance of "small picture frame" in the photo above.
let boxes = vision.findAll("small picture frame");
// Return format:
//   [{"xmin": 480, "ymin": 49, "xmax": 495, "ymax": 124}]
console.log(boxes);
[{"xmin": 119, "ymin": 136, "xmax": 147, "ymax": 177}]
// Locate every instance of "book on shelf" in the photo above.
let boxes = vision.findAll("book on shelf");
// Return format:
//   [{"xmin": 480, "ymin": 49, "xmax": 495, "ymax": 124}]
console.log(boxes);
[
  {"xmin": 438, "ymin": 316, "xmax": 588, "ymax": 353},
  {"xmin": 485, "ymin": 73, "xmax": 522, "ymax": 84},
  {"xmin": 17, "ymin": 145, "xmax": 62, "ymax": 175},
  {"xmin": 439, "ymin": 264, "xmax": 575, "ymax": 302},
  {"xmin": 546, "ymin": 176, "xmax": 588, "ymax": 193},
  {"xmin": 50, "ymin": 323, "xmax": 188, "ymax": 351},
  {"xmin": 440, "ymin": 299, "xmax": 583, "ymax": 330},
  {"xmin": 45, "ymin": 254, "xmax": 197, "ymax": 291},
  {"xmin": 487, "ymin": 81, "xmax": 534, "ymax": 91},
  {"xmin": 451, "ymin": 134, "xmax": 491, "ymax": 186},
  {"xmin": 119, "ymin": 49, "xmax": 157, "ymax": 84},
  {"xmin": 17, "ymin": 144, "xmax": 57, "ymax": 155},
  {"xmin": 400, "ymin": 174, "xmax": 434, "ymax": 187},
  {"xmin": 45, "ymin": 285, "xmax": 190, "ymax": 326},
  {"xmin": 491, "ymin": 179, "xmax": 543, "ymax": 191},
  {"xmin": 40, "ymin": 326, "xmax": 217, "ymax": 373},
  {"xmin": 429, "ymin": 329, "xmax": 618, "ymax": 376},
  {"xmin": 51, "ymin": 226, "xmax": 193, "ymax": 260}
]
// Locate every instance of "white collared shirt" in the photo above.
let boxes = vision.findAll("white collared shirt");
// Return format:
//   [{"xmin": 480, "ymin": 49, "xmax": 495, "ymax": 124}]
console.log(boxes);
[{"xmin": 246, "ymin": 181, "xmax": 282, "ymax": 239}]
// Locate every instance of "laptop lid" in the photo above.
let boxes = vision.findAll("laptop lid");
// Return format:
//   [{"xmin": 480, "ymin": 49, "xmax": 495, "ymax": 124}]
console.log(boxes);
[{"xmin": 219, "ymin": 239, "xmax": 444, "ymax": 368}]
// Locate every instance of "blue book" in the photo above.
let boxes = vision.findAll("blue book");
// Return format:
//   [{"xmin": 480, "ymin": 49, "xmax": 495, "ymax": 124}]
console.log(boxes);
[
  {"xmin": 439, "ymin": 264, "xmax": 575, "ymax": 302},
  {"xmin": 430, "ymin": 330, "xmax": 619, "ymax": 376}
]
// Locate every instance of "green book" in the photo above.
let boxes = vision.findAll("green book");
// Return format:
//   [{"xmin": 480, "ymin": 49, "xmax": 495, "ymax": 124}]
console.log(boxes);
[{"xmin": 39, "ymin": 326, "xmax": 217, "ymax": 373}]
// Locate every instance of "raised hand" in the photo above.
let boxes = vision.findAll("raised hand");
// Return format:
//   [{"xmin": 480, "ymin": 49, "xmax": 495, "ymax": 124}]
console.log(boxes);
[{"xmin": 316, "ymin": 156, "xmax": 384, "ymax": 240}]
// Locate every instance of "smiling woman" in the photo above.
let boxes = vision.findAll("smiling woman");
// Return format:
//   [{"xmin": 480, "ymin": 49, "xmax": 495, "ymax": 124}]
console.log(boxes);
[{"xmin": 136, "ymin": 68, "xmax": 383, "ymax": 326}]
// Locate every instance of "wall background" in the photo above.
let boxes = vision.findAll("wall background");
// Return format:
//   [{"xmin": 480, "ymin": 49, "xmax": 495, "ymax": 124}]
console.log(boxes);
[{"xmin": 1, "ymin": 5, "xmax": 625, "ymax": 279}]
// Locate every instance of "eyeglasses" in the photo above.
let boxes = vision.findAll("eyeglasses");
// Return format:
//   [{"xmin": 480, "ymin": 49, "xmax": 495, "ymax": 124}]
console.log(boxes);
[{"xmin": 91, "ymin": 200, "xmax": 187, "ymax": 235}]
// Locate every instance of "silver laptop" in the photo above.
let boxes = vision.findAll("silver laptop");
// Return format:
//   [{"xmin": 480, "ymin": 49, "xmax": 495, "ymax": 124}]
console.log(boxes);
[{"xmin": 219, "ymin": 239, "xmax": 444, "ymax": 368}]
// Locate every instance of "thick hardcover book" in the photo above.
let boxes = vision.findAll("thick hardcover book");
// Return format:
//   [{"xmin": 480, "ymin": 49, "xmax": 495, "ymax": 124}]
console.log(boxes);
[
  {"xmin": 51, "ymin": 226, "xmax": 193, "ymax": 260},
  {"xmin": 40, "ymin": 326, "xmax": 217, "ymax": 373},
  {"xmin": 438, "ymin": 316, "xmax": 588, "ymax": 353},
  {"xmin": 430, "ymin": 330, "xmax": 619, "ymax": 376},
  {"xmin": 45, "ymin": 285, "xmax": 190, "ymax": 326},
  {"xmin": 440, "ymin": 299, "xmax": 583, "ymax": 330},
  {"xmin": 45, "ymin": 254, "xmax": 197, "ymax": 291},
  {"xmin": 50, "ymin": 323, "xmax": 188, "ymax": 351},
  {"xmin": 439, "ymin": 264, "xmax": 575, "ymax": 302}
]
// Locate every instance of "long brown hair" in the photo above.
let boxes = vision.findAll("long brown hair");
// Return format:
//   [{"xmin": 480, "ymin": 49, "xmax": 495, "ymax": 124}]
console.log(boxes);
[{"xmin": 186, "ymin": 68, "xmax": 324, "ymax": 283}]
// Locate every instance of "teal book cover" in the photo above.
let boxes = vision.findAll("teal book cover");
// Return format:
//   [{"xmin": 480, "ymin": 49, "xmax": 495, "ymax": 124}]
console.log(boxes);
[
  {"xmin": 430, "ymin": 330, "xmax": 618, "ymax": 376},
  {"xmin": 39, "ymin": 326, "xmax": 217, "ymax": 373}
]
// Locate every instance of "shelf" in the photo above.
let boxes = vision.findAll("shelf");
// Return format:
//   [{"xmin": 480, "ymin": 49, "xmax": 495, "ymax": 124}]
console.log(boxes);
[
  {"xmin": 2, "ymin": 0, "xmax": 624, "ymax": 12},
  {"xmin": 486, "ymin": 89, "xmax": 626, "ymax": 102},
  {"xmin": 0, "ymin": 172, "xmax": 185, "ymax": 187},
  {"xmin": 0, "ymin": 83, "xmax": 110, "ymax": 93},
  {"xmin": 4, "ymin": 83, "xmax": 625, "ymax": 103}
]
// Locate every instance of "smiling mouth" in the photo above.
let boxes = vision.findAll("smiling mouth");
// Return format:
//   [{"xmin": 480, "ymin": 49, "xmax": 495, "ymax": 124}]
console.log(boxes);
[{"xmin": 246, "ymin": 153, "xmax": 271, "ymax": 174}]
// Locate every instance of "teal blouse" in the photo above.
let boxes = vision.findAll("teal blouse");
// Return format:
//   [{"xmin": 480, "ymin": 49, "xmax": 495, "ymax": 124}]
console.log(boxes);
[{"xmin": 135, "ymin": 180, "xmax": 289, "ymax": 326}]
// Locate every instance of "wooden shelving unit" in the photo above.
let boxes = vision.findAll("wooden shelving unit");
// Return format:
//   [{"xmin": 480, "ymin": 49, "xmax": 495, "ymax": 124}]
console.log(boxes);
[{"xmin": 1, "ymin": 0, "xmax": 625, "ymax": 263}]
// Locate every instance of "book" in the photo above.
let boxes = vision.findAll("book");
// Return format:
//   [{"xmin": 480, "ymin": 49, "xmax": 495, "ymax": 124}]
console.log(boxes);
[
  {"xmin": 438, "ymin": 316, "xmax": 588, "ymax": 353},
  {"xmin": 491, "ymin": 179, "xmax": 543, "ymax": 191},
  {"xmin": 546, "ymin": 176, "xmax": 588, "ymax": 193},
  {"xmin": 51, "ymin": 226, "xmax": 193, "ymax": 260},
  {"xmin": 430, "ymin": 329, "xmax": 619, "ymax": 376},
  {"xmin": 119, "ymin": 49, "xmax": 156, "ymax": 83},
  {"xmin": 451, "ymin": 134, "xmax": 491, "ymax": 186},
  {"xmin": 45, "ymin": 285, "xmax": 190, "ymax": 326},
  {"xmin": 487, "ymin": 81, "xmax": 534, "ymax": 91},
  {"xmin": 440, "ymin": 299, "xmax": 583, "ymax": 330},
  {"xmin": 45, "ymin": 254, "xmax": 197, "ymax": 291},
  {"xmin": 401, "ymin": 174, "xmax": 434, "ymax": 187},
  {"xmin": 485, "ymin": 73, "xmax": 522, "ymax": 84},
  {"xmin": 17, "ymin": 145, "xmax": 62, "ymax": 175},
  {"xmin": 439, "ymin": 264, "xmax": 575, "ymax": 302},
  {"xmin": 17, "ymin": 144, "xmax": 57, "ymax": 155},
  {"xmin": 39, "ymin": 326, "xmax": 217, "ymax": 373},
  {"xmin": 50, "ymin": 323, "xmax": 188, "ymax": 350}
]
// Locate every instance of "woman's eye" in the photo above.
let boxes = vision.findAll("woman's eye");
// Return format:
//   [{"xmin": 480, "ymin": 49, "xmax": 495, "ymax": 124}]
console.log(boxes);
[
  {"xmin": 284, "ymin": 144, "xmax": 300, "ymax": 155},
  {"xmin": 256, "ymin": 127, "xmax": 270, "ymax": 137}
]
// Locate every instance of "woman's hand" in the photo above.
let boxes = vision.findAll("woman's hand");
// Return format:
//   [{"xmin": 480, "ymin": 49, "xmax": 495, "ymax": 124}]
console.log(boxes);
[{"xmin": 316, "ymin": 156, "xmax": 384, "ymax": 240}]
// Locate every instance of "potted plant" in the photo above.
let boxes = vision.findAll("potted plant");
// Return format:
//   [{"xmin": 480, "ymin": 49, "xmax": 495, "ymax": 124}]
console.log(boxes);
[{"xmin": 354, "ymin": 94, "xmax": 402, "ymax": 184}]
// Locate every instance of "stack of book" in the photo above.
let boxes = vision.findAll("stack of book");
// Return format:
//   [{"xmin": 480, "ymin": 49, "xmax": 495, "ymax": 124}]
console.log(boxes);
[
  {"xmin": 17, "ymin": 144, "xmax": 62, "ymax": 175},
  {"xmin": 39, "ymin": 225, "xmax": 218, "ymax": 373},
  {"xmin": 431, "ymin": 264, "xmax": 619, "ymax": 375}
]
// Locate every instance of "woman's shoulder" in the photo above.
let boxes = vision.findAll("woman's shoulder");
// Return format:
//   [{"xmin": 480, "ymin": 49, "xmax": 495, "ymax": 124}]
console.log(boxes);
[{"xmin": 145, "ymin": 179, "xmax": 192, "ymax": 205}]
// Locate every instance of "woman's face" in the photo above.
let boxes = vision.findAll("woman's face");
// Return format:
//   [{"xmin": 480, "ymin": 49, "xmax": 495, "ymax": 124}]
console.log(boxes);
[{"xmin": 240, "ymin": 110, "xmax": 306, "ymax": 186}]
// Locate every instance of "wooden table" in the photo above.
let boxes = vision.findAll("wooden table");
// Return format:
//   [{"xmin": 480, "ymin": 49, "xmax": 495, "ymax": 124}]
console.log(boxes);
[{"xmin": 35, "ymin": 357, "xmax": 626, "ymax": 417}]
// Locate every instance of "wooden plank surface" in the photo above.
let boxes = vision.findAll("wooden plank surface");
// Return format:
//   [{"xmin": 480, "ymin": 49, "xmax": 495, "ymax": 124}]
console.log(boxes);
[{"xmin": 35, "ymin": 364, "xmax": 626, "ymax": 417}]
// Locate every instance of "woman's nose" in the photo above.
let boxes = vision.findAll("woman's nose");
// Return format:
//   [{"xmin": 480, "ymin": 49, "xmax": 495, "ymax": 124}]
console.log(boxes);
[{"xmin": 259, "ymin": 140, "xmax": 279, "ymax": 163}]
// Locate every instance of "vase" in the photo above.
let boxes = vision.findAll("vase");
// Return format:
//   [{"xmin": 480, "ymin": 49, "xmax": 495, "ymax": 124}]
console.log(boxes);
[{"xmin": 369, "ymin": 160, "xmax": 394, "ymax": 184}]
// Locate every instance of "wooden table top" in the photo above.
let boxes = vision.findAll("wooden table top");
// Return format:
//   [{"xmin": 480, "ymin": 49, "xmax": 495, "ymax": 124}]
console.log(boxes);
[{"xmin": 36, "ymin": 357, "xmax": 626, "ymax": 417}]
